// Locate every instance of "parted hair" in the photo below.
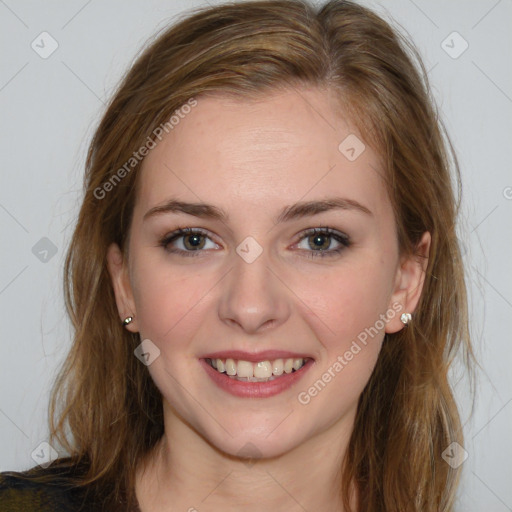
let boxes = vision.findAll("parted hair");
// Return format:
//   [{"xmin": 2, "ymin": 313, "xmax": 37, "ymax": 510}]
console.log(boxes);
[{"xmin": 8, "ymin": 1, "xmax": 475, "ymax": 510}]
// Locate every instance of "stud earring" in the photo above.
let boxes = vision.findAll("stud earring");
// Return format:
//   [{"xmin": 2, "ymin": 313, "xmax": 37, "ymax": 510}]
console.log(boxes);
[
  {"xmin": 400, "ymin": 313, "xmax": 412, "ymax": 325},
  {"xmin": 123, "ymin": 316, "xmax": 134, "ymax": 326}
]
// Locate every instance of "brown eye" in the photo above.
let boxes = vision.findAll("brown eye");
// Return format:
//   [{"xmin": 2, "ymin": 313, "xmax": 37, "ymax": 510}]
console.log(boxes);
[
  {"xmin": 159, "ymin": 228, "xmax": 219, "ymax": 256},
  {"xmin": 182, "ymin": 232, "xmax": 206, "ymax": 250},
  {"xmin": 307, "ymin": 232, "xmax": 331, "ymax": 251},
  {"xmin": 295, "ymin": 228, "xmax": 351, "ymax": 258}
]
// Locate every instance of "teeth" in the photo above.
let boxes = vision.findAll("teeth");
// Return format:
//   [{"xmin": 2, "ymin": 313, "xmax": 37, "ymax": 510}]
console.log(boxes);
[
  {"xmin": 207, "ymin": 357, "xmax": 307, "ymax": 378},
  {"xmin": 272, "ymin": 359, "xmax": 284, "ymax": 376},
  {"xmin": 225, "ymin": 358, "xmax": 236, "ymax": 376},
  {"xmin": 284, "ymin": 358, "xmax": 294, "ymax": 374},
  {"xmin": 237, "ymin": 360, "xmax": 253, "ymax": 378},
  {"xmin": 254, "ymin": 361, "xmax": 273, "ymax": 378}
]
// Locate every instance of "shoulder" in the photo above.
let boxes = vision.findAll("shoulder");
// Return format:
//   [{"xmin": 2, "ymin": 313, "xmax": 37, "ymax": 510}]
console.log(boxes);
[{"xmin": 0, "ymin": 458, "xmax": 92, "ymax": 512}]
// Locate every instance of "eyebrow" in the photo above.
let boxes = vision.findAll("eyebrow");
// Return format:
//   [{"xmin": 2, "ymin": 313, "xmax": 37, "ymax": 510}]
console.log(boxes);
[{"xmin": 143, "ymin": 197, "xmax": 372, "ymax": 224}]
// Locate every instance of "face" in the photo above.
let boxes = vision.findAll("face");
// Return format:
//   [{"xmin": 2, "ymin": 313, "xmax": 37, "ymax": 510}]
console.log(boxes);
[{"xmin": 108, "ymin": 86, "xmax": 429, "ymax": 460}]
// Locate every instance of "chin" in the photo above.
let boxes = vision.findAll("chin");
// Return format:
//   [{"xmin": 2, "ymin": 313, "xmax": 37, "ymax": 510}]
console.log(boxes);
[
  {"xmin": 204, "ymin": 420, "xmax": 308, "ymax": 462},
  {"xmin": 217, "ymin": 436, "xmax": 297, "ymax": 462}
]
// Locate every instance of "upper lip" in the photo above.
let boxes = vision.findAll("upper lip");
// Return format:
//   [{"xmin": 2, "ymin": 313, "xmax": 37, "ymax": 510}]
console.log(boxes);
[{"xmin": 201, "ymin": 350, "xmax": 313, "ymax": 363}]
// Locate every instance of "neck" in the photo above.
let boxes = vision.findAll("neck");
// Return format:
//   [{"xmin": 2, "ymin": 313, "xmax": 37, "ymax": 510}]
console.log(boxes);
[{"xmin": 135, "ymin": 400, "xmax": 358, "ymax": 512}]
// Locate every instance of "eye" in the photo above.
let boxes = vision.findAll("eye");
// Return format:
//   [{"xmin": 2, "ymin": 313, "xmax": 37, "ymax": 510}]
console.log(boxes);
[
  {"xmin": 294, "ymin": 227, "xmax": 351, "ymax": 258},
  {"xmin": 159, "ymin": 227, "xmax": 219, "ymax": 257},
  {"xmin": 159, "ymin": 226, "xmax": 351, "ymax": 259}
]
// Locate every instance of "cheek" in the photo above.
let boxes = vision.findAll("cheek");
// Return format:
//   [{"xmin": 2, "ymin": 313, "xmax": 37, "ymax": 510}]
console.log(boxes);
[
  {"xmin": 294, "ymin": 259, "xmax": 393, "ymax": 351},
  {"xmin": 294, "ymin": 265, "xmax": 390, "ymax": 419},
  {"xmin": 130, "ymin": 255, "xmax": 215, "ymax": 343}
]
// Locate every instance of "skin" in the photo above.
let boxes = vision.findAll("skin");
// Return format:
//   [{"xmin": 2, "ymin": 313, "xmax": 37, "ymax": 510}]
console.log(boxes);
[{"xmin": 107, "ymin": 86, "xmax": 430, "ymax": 512}]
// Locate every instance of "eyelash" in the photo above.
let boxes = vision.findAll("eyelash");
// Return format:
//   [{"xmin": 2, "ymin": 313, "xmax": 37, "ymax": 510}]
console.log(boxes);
[{"xmin": 158, "ymin": 226, "xmax": 351, "ymax": 259}]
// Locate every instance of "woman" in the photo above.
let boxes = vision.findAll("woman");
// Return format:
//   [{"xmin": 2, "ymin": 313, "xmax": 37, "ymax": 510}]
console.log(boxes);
[{"xmin": 0, "ymin": 0, "xmax": 475, "ymax": 511}]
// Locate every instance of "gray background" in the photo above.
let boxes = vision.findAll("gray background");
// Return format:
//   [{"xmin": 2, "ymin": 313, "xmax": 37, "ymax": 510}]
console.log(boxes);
[{"xmin": 0, "ymin": 0, "xmax": 511, "ymax": 510}]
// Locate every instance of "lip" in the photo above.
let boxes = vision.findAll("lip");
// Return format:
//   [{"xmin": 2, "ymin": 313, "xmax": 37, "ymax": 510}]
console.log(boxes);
[
  {"xmin": 200, "ymin": 350, "xmax": 314, "ymax": 363},
  {"xmin": 200, "ymin": 357, "xmax": 314, "ymax": 399}
]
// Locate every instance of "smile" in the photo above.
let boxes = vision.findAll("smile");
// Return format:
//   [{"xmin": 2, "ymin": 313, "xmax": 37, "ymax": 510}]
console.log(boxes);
[
  {"xmin": 206, "ymin": 357, "xmax": 309, "ymax": 381},
  {"xmin": 200, "ymin": 357, "xmax": 314, "ymax": 398}
]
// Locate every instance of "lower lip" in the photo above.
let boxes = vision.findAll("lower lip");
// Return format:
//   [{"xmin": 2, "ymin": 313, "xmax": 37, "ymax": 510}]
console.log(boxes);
[{"xmin": 200, "ymin": 358, "xmax": 314, "ymax": 398}]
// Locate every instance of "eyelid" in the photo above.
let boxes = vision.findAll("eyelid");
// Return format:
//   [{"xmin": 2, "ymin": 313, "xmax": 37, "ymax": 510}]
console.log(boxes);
[
  {"xmin": 159, "ymin": 226, "xmax": 351, "ymax": 258},
  {"xmin": 290, "ymin": 227, "xmax": 351, "ymax": 258},
  {"xmin": 292, "ymin": 226, "xmax": 350, "ymax": 244}
]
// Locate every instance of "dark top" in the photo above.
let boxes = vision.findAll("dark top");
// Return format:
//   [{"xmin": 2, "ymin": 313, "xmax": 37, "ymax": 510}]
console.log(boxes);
[{"xmin": 0, "ymin": 458, "xmax": 141, "ymax": 512}]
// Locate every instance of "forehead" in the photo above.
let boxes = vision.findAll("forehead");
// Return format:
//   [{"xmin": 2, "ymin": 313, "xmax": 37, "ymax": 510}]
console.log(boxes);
[{"xmin": 136, "ymin": 87, "xmax": 389, "ymax": 220}]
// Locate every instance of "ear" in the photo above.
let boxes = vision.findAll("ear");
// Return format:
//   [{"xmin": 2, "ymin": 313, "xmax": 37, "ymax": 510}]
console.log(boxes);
[
  {"xmin": 106, "ymin": 242, "xmax": 138, "ymax": 333},
  {"xmin": 385, "ymin": 231, "xmax": 431, "ymax": 334}
]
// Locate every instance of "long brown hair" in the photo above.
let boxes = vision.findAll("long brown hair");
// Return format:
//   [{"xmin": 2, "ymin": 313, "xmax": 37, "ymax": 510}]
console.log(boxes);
[{"xmin": 9, "ymin": 1, "xmax": 476, "ymax": 510}]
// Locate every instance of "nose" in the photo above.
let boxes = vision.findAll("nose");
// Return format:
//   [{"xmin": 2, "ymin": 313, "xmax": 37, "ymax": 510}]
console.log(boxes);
[{"xmin": 218, "ymin": 246, "xmax": 291, "ymax": 334}]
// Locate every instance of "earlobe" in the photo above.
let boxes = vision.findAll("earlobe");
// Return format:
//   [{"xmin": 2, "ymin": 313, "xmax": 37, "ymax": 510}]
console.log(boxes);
[
  {"xmin": 106, "ymin": 242, "xmax": 138, "ymax": 332},
  {"xmin": 385, "ymin": 231, "xmax": 431, "ymax": 334}
]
